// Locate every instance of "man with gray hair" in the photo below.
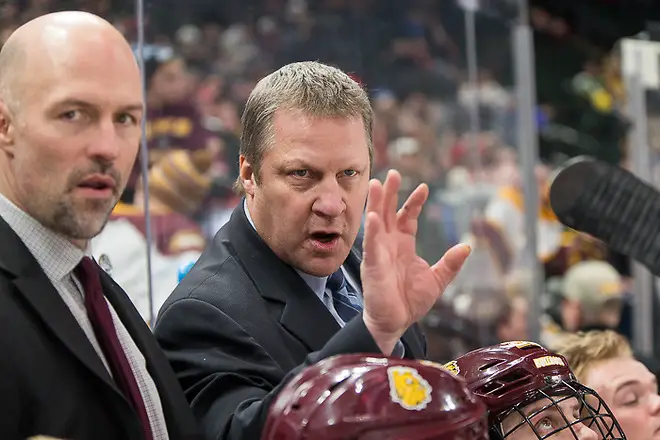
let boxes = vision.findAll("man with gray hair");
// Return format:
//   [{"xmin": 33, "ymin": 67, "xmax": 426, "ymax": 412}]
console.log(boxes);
[{"xmin": 154, "ymin": 61, "xmax": 470, "ymax": 439}]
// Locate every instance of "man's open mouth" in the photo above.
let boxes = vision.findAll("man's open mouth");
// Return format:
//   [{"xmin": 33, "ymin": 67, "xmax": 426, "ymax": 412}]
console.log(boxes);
[{"xmin": 310, "ymin": 232, "xmax": 340, "ymax": 243}]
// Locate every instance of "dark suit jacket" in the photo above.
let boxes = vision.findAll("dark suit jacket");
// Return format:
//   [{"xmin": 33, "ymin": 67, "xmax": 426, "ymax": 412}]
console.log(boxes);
[
  {"xmin": 154, "ymin": 203, "xmax": 427, "ymax": 440},
  {"xmin": 0, "ymin": 216, "xmax": 200, "ymax": 440}
]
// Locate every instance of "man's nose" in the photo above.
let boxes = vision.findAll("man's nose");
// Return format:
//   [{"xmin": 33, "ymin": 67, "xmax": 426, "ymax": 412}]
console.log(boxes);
[
  {"xmin": 648, "ymin": 391, "xmax": 660, "ymax": 416},
  {"xmin": 312, "ymin": 181, "xmax": 346, "ymax": 218},
  {"xmin": 87, "ymin": 120, "xmax": 121, "ymax": 162},
  {"xmin": 576, "ymin": 422, "xmax": 599, "ymax": 440}
]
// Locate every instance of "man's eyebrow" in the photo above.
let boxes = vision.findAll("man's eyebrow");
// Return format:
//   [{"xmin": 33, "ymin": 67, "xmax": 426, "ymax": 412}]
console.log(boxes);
[
  {"xmin": 523, "ymin": 400, "xmax": 550, "ymax": 418},
  {"xmin": 119, "ymin": 103, "xmax": 145, "ymax": 113},
  {"xmin": 51, "ymin": 99, "xmax": 144, "ymax": 113},
  {"xmin": 614, "ymin": 378, "xmax": 651, "ymax": 393},
  {"xmin": 280, "ymin": 159, "xmax": 367, "ymax": 171},
  {"xmin": 524, "ymin": 398, "xmax": 579, "ymax": 419},
  {"xmin": 51, "ymin": 98, "xmax": 92, "ymax": 109},
  {"xmin": 280, "ymin": 159, "xmax": 310, "ymax": 167}
]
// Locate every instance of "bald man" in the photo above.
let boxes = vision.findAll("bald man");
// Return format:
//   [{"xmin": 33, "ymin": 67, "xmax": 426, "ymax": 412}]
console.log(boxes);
[{"xmin": 0, "ymin": 12, "xmax": 199, "ymax": 440}]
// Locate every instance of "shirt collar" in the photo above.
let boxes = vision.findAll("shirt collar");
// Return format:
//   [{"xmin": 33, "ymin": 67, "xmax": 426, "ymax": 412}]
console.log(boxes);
[
  {"xmin": 0, "ymin": 192, "xmax": 86, "ymax": 281},
  {"xmin": 243, "ymin": 199, "xmax": 330, "ymax": 299}
]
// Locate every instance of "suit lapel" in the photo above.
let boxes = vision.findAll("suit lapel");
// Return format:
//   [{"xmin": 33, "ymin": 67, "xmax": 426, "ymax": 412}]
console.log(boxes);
[
  {"xmin": 225, "ymin": 206, "xmax": 341, "ymax": 352},
  {"xmin": 13, "ymin": 276, "xmax": 121, "ymax": 387},
  {"xmin": 100, "ymin": 272, "xmax": 199, "ymax": 439},
  {"xmin": 0, "ymin": 217, "xmax": 120, "ymax": 394}
]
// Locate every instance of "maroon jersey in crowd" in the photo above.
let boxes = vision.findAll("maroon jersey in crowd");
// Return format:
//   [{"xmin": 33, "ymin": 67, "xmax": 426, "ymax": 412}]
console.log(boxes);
[
  {"xmin": 110, "ymin": 202, "xmax": 206, "ymax": 256},
  {"xmin": 125, "ymin": 103, "xmax": 213, "ymax": 197}
]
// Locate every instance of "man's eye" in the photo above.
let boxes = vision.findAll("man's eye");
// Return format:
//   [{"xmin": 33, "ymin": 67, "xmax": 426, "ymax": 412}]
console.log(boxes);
[
  {"xmin": 117, "ymin": 113, "xmax": 138, "ymax": 125},
  {"xmin": 60, "ymin": 110, "xmax": 82, "ymax": 121},
  {"xmin": 621, "ymin": 394, "xmax": 639, "ymax": 406},
  {"xmin": 291, "ymin": 170, "xmax": 308, "ymax": 178},
  {"xmin": 343, "ymin": 170, "xmax": 357, "ymax": 177},
  {"xmin": 535, "ymin": 418, "xmax": 555, "ymax": 432}
]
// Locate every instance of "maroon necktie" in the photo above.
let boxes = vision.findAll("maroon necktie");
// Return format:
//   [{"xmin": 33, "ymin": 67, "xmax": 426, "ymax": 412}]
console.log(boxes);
[{"xmin": 75, "ymin": 257, "xmax": 154, "ymax": 440}]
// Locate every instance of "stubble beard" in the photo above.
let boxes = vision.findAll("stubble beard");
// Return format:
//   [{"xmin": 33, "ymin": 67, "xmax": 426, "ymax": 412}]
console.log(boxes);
[{"xmin": 47, "ymin": 194, "xmax": 117, "ymax": 240}]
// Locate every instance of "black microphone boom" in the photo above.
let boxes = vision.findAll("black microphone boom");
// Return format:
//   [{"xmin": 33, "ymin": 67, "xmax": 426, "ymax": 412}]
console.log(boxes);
[{"xmin": 549, "ymin": 158, "xmax": 660, "ymax": 277}]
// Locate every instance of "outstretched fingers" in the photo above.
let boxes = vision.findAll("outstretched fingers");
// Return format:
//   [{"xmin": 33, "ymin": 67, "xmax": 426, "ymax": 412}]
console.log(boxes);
[
  {"xmin": 381, "ymin": 170, "xmax": 401, "ymax": 233},
  {"xmin": 396, "ymin": 183, "xmax": 429, "ymax": 236},
  {"xmin": 366, "ymin": 178, "xmax": 384, "ymax": 219},
  {"xmin": 361, "ymin": 211, "xmax": 384, "ymax": 269},
  {"xmin": 430, "ymin": 244, "xmax": 471, "ymax": 290}
]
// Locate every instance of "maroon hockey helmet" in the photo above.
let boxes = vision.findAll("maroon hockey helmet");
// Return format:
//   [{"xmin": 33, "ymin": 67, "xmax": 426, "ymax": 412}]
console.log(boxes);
[
  {"xmin": 448, "ymin": 341, "xmax": 626, "ymax": 439},
  {"xmin": 262, "ymin": 354, "xmax": 489, "ymax": 440}
]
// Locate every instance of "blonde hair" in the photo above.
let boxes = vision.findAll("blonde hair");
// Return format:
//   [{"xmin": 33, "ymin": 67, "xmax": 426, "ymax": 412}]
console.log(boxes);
[
  {"xmin": 235, "ymin": 61, "xmax": 374, "ymax": 194},
  {"xmin": 554, "ymin": 330, "xmax": 633, "ymax": 382}
]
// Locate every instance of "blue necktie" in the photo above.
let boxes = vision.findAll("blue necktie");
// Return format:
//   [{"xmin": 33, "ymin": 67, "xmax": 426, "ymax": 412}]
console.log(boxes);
[{"xmin": 327, "ymin": 269, "xmax": 362, "ymax": 323}]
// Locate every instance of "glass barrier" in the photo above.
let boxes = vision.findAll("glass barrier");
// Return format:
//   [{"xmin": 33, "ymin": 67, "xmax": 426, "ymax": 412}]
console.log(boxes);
[
  {"xmin": 619, "ymin": 36, "xmax": 660, "ymax": 355},
  {"xmin": 0, "ymin": 0, "xmax": 637, "ymax": 356}
]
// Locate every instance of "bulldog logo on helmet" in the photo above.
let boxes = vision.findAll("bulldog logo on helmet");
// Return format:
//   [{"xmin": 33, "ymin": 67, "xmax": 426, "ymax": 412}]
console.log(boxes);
[
  {"xmin": 387, "ymin": 366, "xmax": 433, "ymax": 411},
  {"xmin": 442, "ymin": 360, "xmax": 460, "ymax": 376}
]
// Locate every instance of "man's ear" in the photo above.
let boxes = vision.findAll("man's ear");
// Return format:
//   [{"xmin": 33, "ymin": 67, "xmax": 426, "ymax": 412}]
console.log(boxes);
[
  {"xmin": 239, "ymin": 155, "xmax": 257, "ymax": 196},
  {"xmin": 0, "ymin": 100, "xmax": 16, "ymax": 157}
]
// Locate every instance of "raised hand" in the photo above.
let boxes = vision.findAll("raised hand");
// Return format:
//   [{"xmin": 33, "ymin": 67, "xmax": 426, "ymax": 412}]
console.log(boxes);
[{"xmin": 361, "ymin": 170, "xmax": 470, "ymax": 355}]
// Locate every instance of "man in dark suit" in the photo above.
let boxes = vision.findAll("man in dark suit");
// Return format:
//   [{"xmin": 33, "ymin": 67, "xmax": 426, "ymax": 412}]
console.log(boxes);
[
  {"xmin": 154, "ymin": 61, "xmax": 471, "ymax": 440},
  {"xmin": 0, "ymin": 11, "xmax": 199, "ymax": 440}
]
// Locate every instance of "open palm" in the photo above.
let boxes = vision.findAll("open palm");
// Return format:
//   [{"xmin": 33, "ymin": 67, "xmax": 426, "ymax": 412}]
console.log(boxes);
[{"xmin": 360, "ymin": 170, "xmax": 470, "ymax": 347}]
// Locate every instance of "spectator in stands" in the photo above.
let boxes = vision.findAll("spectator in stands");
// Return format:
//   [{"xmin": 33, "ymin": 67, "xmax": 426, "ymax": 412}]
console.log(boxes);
[
  {"xmin": 566, "ymin": 55, "xmax": 630, "ymax": 165},
  {"xmin": 495, "ymin": 270, "xmax": 531, "ymax": 343},
  {"xmin": 382, "ymin": 136, "xmax": 447, "ymax": 263},
  {"xmin": 556, "ymin": 330, "xmax": 660, "ymax": 440},
  {"xmin": 475, "ymin": 161, "xmax": 562, "ymax": 275},
  {"xmin": 457, "ymin": 68, "xmax": 512, "ymax": 136},
  {"xmin": 603, "ymin": 46, "xmax": 625, "ymax": 110},
  {"xmin": 541, "ymin": 260, "xmax": 624, "ymax": 349},
  {"xmin": 122, "ymin": 45, "xmax": 220, "ymax": 203},
  {"xmin": 474, "ymin": 160, "xmax": 608, "ymax": 279},
  {"xmin": 390, "ymin": 6, "xmax": 457, "ymax": 97},
  {"xmin": 572, "ymin": 57, "xmax": 614, "ymax": 114},
  {"xmin": 93, "ymin": 149, "xmax": 211, "ymax": 323},
  {"xmin": 559, "ymin": 260, "xmax": 624, "ymax": 333}
]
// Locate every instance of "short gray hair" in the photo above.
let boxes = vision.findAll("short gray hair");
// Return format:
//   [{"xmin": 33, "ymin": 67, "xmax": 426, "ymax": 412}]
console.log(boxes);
[{"xmin": 235, "ymin": 61, "xmax": 373, "ymax": 194}]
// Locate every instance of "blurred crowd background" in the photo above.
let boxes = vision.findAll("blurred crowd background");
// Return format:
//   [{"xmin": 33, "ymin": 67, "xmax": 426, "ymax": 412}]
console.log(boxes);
[{"xmin": 4, "ymin": 0, "xmax": 660, "ymax": 367}]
